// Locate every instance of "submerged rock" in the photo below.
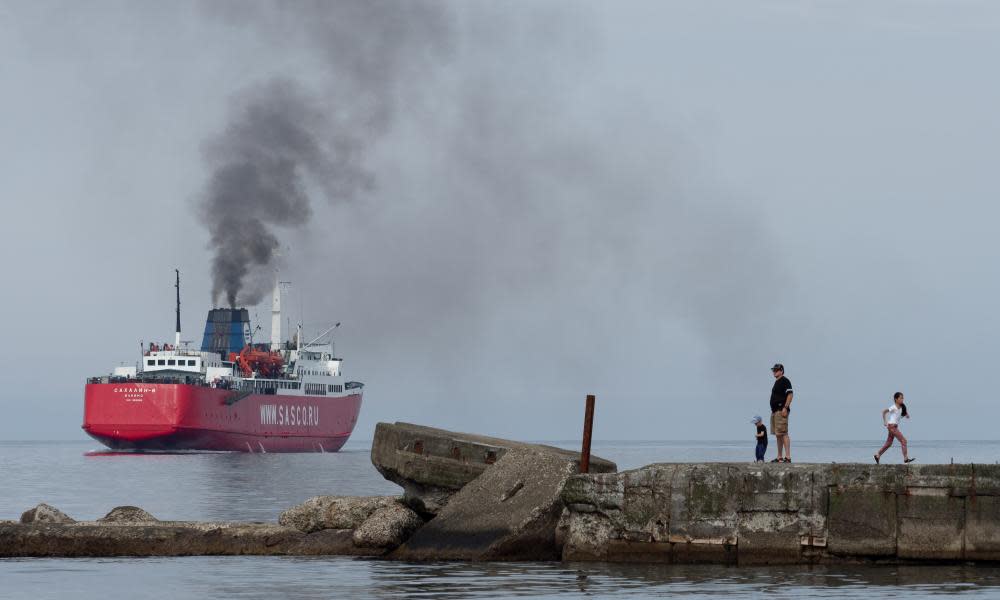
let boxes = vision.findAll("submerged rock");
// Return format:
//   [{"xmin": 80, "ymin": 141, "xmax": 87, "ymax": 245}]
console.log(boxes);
[
  {"xmin": 278, "ymin": 496, "xmax": 397, "ymax": 533},
  {"xmin": 99, "ymin": 506, "xmax": 158, "ymax": 523},
  {"xmin": 20, "ymin": 503, "xmax": 75, "ymax": 525},
  {"xmin": 352, "ymin": 501, "xmax": 424, "ymax": 549}
]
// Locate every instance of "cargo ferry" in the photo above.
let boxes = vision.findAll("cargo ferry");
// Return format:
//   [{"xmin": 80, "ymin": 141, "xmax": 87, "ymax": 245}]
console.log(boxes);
[{"xmin": 83, "ymin": 273, "xmax": 363, "ymax": 452}]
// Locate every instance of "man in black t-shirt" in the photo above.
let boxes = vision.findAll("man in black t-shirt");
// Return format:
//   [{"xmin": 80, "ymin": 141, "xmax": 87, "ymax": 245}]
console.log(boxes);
[{"xmin": 769, "ymin": 363, "xmax": 794, "ymax": 463}]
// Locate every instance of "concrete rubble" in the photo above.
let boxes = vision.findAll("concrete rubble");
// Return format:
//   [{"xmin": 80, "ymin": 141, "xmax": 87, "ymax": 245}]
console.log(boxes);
[
  {"xmin": 20, "ymin": 503, "xmax": 75, "ymax": 525},
  {"xmin": 278, "ymin": 496, "xmax": 397, "ymax": 533},
  {"xmin": 278, "ymin": 494, "xmax": 425, "ymax": 549},
  {"xmin": 352, "ymin": 502, "xmax": 424, "ymax": 549}
]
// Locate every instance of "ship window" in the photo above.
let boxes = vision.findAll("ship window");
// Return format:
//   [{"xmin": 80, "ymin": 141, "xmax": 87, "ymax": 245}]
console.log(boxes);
[
  {"xmin": 188, "ymin": 360, "xmax": 196, "ymax": 366},
  {"xmin": 167, "ymin": 359, "xmax": 176, "ymax": 366},
  {"xmin": 305, "ymin": 383, "xmax": 327, "ymax": 395},
  {"xmin": 157, "ymin": 359, "xmax": 165, "ymax": 366},
  {"xmin": 147, "ymin": 359, "xmax": 154, "ymax": 366}
]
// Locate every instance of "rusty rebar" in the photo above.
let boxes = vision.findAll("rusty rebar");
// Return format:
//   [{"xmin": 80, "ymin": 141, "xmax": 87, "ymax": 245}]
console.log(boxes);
[{"xmin": 581, "ymin": 394, "xmax": 595, "ymax": 473}]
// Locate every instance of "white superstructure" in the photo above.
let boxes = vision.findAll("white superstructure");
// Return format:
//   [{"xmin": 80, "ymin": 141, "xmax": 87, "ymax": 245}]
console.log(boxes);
[{"xmin": 99, "ymin": 273, "xmax": 360, "ymax": 400}]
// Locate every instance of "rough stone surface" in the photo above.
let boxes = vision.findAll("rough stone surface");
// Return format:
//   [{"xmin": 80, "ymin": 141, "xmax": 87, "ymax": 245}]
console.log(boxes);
[
  {"xmin": 0, "ymin": 522, "xmax": 381, "ymax": 557},
  {"xmin": 827, "ymin": 487, "xmax": 896, "ymax": 557},
  {"xmin": 278, "ymin": 496, "xmax": 397, "ymax": 533},
  {"xmin": 558, "ymin": 510, "xmax": 616, "ymax": 561},
  {"xmin": 966, "ymin": 495, "xmax": 1000, "ymax": 560},
  {"xmin": 20, "ymin": 504, "xmax": 75, "ymax": 525},
  {"xmin": 99, "ymin": 506, "xmax": 159, "ymax": 523},
  {"xmin": 391, "ymin": 447, "xmax": 582, "ymax": 561},
  {"xmin": 561, "ymin": 463, "xmax": 1000, "ymax": 565},
  {"xmin": 352, "ymin": 501, "xmax": 424, "ymax": 549},
  {"xmin": 372, "ymin": 422, "xmax": 616, "ymax": 516},
  {"xmin": 897, "ymin": 490, "xmax": 965, "ymax": 560}
]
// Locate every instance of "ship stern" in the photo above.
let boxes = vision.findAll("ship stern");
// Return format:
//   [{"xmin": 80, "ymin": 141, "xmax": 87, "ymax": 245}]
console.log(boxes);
[{"xmin": 83, "ymin": 382, "xmax": 188, "ymax": 449}]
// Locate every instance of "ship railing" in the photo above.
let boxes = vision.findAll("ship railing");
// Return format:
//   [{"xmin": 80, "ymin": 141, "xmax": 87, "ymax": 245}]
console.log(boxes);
[
  {"xmin": 88, "ymin": 374, "xmax": 214, "ymax": 387},
  {"xmin": 142, "ymin": 348, "xmax": 205, "ymax": 357},
  {"xmin": 87, "ymin": 374, "xmax": 333, "ymax": 391},
  {"xmin": 84, "ymin": 375, "xmax": 245, "ymax": 389}
]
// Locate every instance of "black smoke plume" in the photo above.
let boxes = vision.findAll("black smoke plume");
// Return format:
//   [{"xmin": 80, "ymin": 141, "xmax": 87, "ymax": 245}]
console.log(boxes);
[
  {"xmin": 199, "ymin": 1, "xmax": 786, "ymax": 397},
  {"xmin": 202, "ymin": 81, "xmax": 331, "ymax": 307},
  {"xmin": 199, "ymin": 1, "xmax": 451, "ymax": 307}
]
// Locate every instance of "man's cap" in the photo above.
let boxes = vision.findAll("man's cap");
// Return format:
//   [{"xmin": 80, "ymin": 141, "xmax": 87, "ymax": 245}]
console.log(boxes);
[
  {"xmin": 771, "ymin": 363, "xmax": 784, "ymax": 372},
  {"xmin": 751, "ymin": 415, "xmax": 762, "ymax": 423}
]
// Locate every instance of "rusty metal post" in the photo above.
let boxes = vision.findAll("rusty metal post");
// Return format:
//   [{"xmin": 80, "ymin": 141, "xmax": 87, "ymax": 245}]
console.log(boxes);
[{"xmin": 580, "ymin": 394, "xmax": 595, "ymax": 473}]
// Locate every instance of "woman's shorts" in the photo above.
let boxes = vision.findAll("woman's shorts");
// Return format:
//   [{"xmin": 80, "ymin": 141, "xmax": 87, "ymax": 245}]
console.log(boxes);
[{"xmin": 771, "ymin": 411, "xmax": 788, "ymax": 435}]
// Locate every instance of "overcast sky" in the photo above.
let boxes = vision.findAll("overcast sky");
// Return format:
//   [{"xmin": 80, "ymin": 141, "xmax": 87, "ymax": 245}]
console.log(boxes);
[{"xmin": 1, "ymin": 1, "xmax": 998, "ymax": 444}]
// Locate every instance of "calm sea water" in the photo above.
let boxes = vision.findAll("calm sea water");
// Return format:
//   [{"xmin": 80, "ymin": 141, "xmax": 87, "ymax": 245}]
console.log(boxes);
[{"xmin": 2, "ymin": 438, "xmax": 999, "ymax": 599}]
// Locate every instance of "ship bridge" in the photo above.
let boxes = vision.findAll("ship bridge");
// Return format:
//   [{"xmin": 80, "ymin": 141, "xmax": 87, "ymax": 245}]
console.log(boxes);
[
  {"xmin": 141, "ymin": 349, "xmax": 227, "ymax": 374},
  {"xmin": 292, "ymin": 343, "xmax": 342, "ymax": 377}
]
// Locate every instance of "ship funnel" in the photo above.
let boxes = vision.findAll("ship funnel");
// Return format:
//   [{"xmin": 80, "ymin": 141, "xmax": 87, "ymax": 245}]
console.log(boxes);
[{"xmin": 201, "ymin": 308, "xmax": 250, "ymax": 358}]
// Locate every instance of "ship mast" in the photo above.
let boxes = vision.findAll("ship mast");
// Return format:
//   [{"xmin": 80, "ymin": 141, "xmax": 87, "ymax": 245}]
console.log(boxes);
[{"xmin": 174, "ymin": 269, "xmax": 181, "ymax": 348}]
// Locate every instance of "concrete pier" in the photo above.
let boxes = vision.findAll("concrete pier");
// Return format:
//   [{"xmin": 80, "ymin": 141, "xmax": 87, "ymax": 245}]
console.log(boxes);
[
  {"xmin": 3, "ymin": 425, "xmax": 998, "ymax": 564},
  {"xmin": 560, "ymin": 462, "xmax": 1000, "ymax": 564}
]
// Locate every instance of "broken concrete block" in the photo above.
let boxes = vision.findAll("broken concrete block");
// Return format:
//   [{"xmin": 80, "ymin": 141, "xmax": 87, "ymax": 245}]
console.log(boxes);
[
  {"xmin": 391, "ymin": 447, "xmax": 583, "ymax": 561},
  {"xmin": 371, "ymin": 422, "xmax": 615, "ymax": 516}
]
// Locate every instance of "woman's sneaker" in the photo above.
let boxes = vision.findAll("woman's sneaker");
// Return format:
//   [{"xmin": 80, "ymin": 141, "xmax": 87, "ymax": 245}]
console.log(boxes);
[
  {"xmin": 874, "ymin": 454, "xmax": 880, "ymax": 464},
  {"xmin": 905, "ymin": 458, "xmax": 916, "ymax": 463}
]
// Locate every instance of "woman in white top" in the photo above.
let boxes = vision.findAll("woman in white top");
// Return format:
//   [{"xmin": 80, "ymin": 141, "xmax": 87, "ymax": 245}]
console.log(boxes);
[{"xmin": 874, "ymin": 392, "xmax": 914, "ymax": 464}]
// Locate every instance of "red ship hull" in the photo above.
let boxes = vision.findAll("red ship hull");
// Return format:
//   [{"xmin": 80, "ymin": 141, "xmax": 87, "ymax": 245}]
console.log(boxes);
[{"xmin": 82, "ymin": 383, "xmax": 362, "ymax": 452}]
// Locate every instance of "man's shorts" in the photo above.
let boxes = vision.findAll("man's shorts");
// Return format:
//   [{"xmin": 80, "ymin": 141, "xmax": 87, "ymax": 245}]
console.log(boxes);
[{"xmin": 771, "ymin": 411, "xmax": 789, "ymax": 435}]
